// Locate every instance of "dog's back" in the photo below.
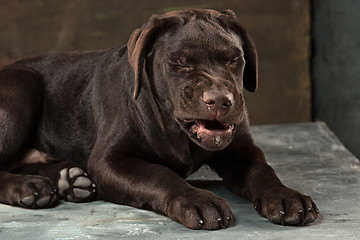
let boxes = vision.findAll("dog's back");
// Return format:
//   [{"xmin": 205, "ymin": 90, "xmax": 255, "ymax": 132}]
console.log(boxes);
[{"xmin": 2, "ymin": 46, "xmax": 129, "ymax": 162}]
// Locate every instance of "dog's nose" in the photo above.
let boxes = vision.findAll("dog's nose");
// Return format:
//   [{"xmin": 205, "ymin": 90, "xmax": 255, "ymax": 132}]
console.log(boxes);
[{"xmin": 202, "ymin": 89, "xmax": 233, "ymax": 117}]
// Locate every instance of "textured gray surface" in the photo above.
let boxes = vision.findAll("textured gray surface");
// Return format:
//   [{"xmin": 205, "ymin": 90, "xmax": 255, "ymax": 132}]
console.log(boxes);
[{"xmin": 1, "ymin": 122, "xmax": 360, "ymax": 239}]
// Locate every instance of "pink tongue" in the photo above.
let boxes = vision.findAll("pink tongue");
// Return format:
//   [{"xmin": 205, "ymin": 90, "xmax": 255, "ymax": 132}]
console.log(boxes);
[
  {"xmin": 190, "ymin": 120, "xmax": 233, "ymax": 138},
  {"xmin": 196, "ymin": 122, "xmax": 233, "ymax": 147},
  {"xmin": 195, "ymin": 120, "xmax": 206, "ymax": 128}
]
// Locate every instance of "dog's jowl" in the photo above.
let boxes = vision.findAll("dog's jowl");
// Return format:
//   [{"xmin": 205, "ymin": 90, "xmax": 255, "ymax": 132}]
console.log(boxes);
[{"xmin": 0, "ymin": 9, "xmax": 319, "ymax": 229}]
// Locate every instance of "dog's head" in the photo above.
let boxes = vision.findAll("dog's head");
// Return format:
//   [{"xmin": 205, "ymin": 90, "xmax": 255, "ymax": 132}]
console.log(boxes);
[{"xmin": 127, "ymin": 9, "xmax": 258, "ymax": 151}]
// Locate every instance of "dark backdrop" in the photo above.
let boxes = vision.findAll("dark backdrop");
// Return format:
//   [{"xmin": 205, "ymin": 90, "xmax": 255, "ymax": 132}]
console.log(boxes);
[
  {"xmin": 312, "ymin": 0, "xmax": 360, "ymax": 158},
  {"xmin": 0, "ymin": 0, "xmax": 312, "ymax": 125}
]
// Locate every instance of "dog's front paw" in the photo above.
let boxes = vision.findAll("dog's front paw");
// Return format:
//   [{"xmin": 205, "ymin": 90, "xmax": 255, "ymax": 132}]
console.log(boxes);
[
  {"xmin": 253, "ymin": 186, "xmax": 319, "ymax": 226},
  {"xmin": 167, "ymin": 188, "xmax": 233, "ymax": 230},
  {"xmin": 7, "ymin": 175, "xmax": 57, "ymax": 209}
]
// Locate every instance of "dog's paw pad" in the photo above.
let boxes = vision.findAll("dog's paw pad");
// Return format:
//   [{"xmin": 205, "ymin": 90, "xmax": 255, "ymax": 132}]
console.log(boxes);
[
  {"xmin": 73, "ymin": 188, "xmax": 92, "ymax": 198},
  {"xmin": 21, "ymin": 195, "xmax": 35, "ymax": 206},
  {"xmin": 36, "ymin": 196, "xmax": 51, "ymax": 207},
  {"xmin": 69, "ymin": 167, "xmax": 84, "ymax": 178},
  {"xmin": 73, "ymin": 176, "xmax": 92, "ymax": 188},
  {"xmin": 57, "ymin": 167, "xmax": 96, "ymax": 202},
  {"xmin": 20, "ymin": 194, "xmax": 55, "ymax": 208},
  {"xmin": 58, "ymin": 168, "xmax": 70, "ymax": 195}
]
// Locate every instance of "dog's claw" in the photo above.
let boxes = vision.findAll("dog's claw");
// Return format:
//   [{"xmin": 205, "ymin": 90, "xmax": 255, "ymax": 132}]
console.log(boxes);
[{"xmin": 198, "ymin": 219, "xmax": 204, "ymax": 225}]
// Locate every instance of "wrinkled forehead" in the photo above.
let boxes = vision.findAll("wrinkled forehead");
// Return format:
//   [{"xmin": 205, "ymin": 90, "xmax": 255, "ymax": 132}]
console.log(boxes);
[{"xmin": 156, "ymin": 18, "xmax": 244, "ymax": 58}]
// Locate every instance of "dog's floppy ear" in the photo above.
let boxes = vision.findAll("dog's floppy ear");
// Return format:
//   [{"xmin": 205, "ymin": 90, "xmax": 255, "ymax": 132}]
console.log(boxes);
[
  {"xmin": 127, "ymin": 13, "xmax": 183, "ymax": 100},
  {"xmin": 219, "ymin": 10, "xmax": 258, "ymax": 92}
]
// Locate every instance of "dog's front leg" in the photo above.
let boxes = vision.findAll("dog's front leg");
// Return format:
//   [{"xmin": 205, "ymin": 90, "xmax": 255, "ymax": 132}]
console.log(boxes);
[
  {"xmin": 209, "ymin": 143, "xmax": 319, "ymax": 226},
  {"xmin": 88, "ymin": 148, "xmax": 233, "ymax": 230}
]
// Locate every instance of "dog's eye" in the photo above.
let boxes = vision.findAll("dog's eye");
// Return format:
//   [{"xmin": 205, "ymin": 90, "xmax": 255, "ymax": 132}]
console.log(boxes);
[
  {"xmin": 169, "ymin": 60, "xmax": 191, "ymax": 70},
  {"xmin": 227, "ymin": 57, "xmax": 243, "ymax": 65}
]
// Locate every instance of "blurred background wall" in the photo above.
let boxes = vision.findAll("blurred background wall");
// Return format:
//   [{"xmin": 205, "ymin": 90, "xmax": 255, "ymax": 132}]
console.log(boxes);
[
  {"xmin": 312, "ymin": 0, "xmax": 360, "ymax": 158},
  {"xmin": 0, "ymin": 0, "xmax": 358, "ymax": 159},
  {"xmin": 0, "ymin": 0, "xmax": 312, "ymax": 125}
]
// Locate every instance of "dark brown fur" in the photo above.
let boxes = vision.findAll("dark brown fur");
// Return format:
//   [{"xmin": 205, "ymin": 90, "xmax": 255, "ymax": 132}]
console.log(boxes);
[{"xmin": 0, "ymin": 9, "xmax": 319, "ymax": 229}]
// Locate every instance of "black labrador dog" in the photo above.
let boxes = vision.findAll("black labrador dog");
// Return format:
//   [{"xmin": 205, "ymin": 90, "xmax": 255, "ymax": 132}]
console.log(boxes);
[{"xmin": 0, "ymin": 9, "xmax": 319, "ymax": 229}]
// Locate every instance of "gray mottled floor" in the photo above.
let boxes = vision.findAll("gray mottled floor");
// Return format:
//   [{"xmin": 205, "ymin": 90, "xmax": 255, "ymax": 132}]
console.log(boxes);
[{"xmin": 1, "ymin": 122, "xmax": 360, "ymax": 240}]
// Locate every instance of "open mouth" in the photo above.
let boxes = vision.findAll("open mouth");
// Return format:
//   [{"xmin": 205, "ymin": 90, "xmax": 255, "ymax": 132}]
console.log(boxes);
[{"xmin": 180, "ymin": 119, "xmax": 235, "ymax": 150}]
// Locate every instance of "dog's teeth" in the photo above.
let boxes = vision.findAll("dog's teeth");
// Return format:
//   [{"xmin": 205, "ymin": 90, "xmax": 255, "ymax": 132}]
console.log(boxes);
[
  {"xmin": 190, "ymin": 122, "xmax": 199, "ymax": 135},
  {"xmin": 215, "ymin": 136, "xmax": 221, "ymax": 145}
]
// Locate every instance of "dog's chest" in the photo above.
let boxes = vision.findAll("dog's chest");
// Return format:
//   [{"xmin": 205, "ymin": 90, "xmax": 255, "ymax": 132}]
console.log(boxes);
[{"xmin": 154, "ymin": 140, "xmax": 212, "ymax": 178}]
